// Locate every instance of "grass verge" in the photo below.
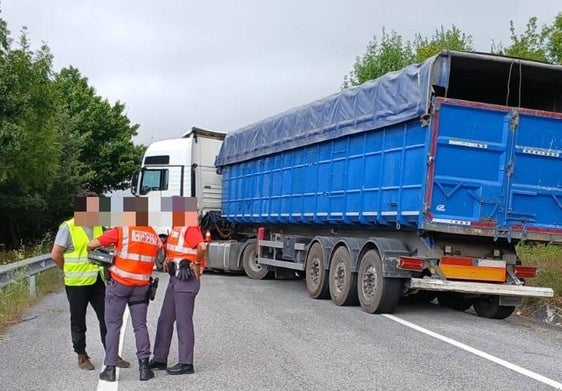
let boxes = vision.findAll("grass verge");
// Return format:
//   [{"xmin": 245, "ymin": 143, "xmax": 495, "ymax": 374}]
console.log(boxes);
[
  {"xmin": 0, "ymin": 268, "xmax": 63, "ymax": 336},
  {"xmin": 517, "ymin": 242, "xmax": 562, "ymax": 305},
  {"xmin": 516, "ymin": 242, "xmax": 562, "ymax": 324}
]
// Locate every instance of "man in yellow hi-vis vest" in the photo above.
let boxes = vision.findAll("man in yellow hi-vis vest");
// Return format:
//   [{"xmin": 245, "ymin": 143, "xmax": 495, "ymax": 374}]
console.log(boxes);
[{"xmin": 51, "ymin": 213, "xmax": 130, "ymax": 371}]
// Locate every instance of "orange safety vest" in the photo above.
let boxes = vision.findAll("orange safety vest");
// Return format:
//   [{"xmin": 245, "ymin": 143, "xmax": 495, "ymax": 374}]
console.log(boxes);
[
  {"xmin": 166, "ymin": 226, "xmax": 204, "ymax": 267},
  {"xmin": 110, "ymin": 226, "xmax": 161, "ymax": 287}
]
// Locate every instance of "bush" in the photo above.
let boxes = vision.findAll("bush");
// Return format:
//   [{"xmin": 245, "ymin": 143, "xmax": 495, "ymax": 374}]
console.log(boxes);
[{"xmin": 517, "ymin": 242, "xmax": 562, "ymax": 307}]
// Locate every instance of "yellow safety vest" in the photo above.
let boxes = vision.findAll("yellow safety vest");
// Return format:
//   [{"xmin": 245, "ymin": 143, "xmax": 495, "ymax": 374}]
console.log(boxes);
[{"xmin": 62, "ymin": 219, "xmax": 104, "ymax": 286}]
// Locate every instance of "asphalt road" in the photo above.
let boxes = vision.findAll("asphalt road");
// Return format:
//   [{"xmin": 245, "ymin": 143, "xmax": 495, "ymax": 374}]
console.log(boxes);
[{"xmin": 1, "ymin": 272, "xmax": 561, "ymax": 391}]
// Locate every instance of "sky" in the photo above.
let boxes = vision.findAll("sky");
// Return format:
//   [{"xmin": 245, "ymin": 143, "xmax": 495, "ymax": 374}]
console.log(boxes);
[{"xmin": 2, "ymin": 1, "xmax": 561, "ymax": 145}]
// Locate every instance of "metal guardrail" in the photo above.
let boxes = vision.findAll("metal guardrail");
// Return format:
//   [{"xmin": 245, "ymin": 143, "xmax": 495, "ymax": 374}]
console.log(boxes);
[{"xmin": 0, "ymin": 254, "xmax": 56, "ymax": 295}]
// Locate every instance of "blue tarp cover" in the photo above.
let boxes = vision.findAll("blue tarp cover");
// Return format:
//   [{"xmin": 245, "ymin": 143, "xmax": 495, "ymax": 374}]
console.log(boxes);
[{"xmin": 215, "ymin": 53, "xmax": 449, "ymax": 167}]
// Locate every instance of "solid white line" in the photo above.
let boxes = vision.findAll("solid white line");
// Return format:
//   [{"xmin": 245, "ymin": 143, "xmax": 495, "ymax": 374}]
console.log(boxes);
[
  {"xmin": 96, "ymin": 307, "xmax": 131, "ymax": 391},
  {"xmin": 382, "ymin": 314, "xmax": 562, "ymax": 390}
]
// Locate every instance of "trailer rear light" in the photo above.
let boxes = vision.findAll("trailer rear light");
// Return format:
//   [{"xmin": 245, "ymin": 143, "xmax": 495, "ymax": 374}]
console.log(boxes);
[
  {"xmin": 257, "ymin": 227, "xmax": 265, "ymax": 241},
  {"xmin": 513, "ymin": 266, "xmax": 537, "ymax": 278},
  {"xmin": 398, "ymin": 257, "xmax": 425, "ymax": 271},
  {"xmin": 256, "ymin": 227, "xmax": 265, "ymax": 257}
]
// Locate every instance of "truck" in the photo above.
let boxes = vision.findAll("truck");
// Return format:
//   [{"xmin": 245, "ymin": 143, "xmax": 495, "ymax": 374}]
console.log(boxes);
[
  {"xmin": 130, "ymin": 126, "xmax": 230, "ymax": 239},
  {"xmin": 133, "ymin": 50, "xmax": 560, "ymax": 319}
]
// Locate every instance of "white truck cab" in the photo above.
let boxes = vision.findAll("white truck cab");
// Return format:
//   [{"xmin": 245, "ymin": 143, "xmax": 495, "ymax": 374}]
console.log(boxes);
[{"xmin": 131, "ymin": 127, "xmax": 226, "ymax": 219}]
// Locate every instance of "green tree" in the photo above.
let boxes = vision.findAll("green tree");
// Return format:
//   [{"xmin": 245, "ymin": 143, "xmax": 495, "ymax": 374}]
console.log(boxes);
[
  {"xmin": 0, "ymin": 8, "xmax": 144, "ymax": 248},
  {"xmin": 503, "ymin": 17, "xmax": 549, "ymax": 61},
  {"xmin": 496, "ymin": 13, "xmax": 562, "ymax": 65},
  {"xmin": 344, "ymin": 25, "xmax": 473, "ymax": 88},
  {"xmin": 545, "ymin": 13, "xmax": 562, "ymax": 64},
  {"xmin": 413, "ymin": 25, "xmax": 473, "ymax": 63},
  {"xmin": 343, "ymin": 28, "xmax": 414, "ymax": 87},
  {"xmin": 54, "ymin": 67, "xmax": 144, "ymax": 195},
  {"xmin": 0, "ymin": 25, "xmax": 61, "ymax": 246}
]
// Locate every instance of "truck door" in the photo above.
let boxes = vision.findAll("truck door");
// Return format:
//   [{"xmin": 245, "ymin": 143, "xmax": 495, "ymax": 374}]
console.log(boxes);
[
  {"xmin": 427, "ymin": 99, "xmax": 511, "ymax": 228},
  {"xmin": 139, "ymin": 166, "xmax": 185, "ymax": 197},
  {"xmin": 506, "ymin": 110, "xmax": 562, "ymax": 233},
  {"xmin": 428, "ymin": 98, "xmax": 562, "ymax": 239}
]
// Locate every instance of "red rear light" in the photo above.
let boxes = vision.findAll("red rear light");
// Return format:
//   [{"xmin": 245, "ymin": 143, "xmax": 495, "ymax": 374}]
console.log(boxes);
[
  {"xmin": 256, "ymin": 227, "xmax": 265, "ymax": 257},
  {"xmin": 257, "ymin": 227, "xmax": 265, "ymax": 241},
  {"xmin": 398, "ymin": 257, "xmax": 425, "ymax": 271},
  {"xmin": 514, "ymin": 266, "xmax": 537, "ymax": 278}
]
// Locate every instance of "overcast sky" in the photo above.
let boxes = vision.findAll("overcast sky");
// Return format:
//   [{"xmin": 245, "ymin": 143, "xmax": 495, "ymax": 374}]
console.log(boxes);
[{"xmin": 2, "ymin": 1, "xmax": 561, "ymax": 145}]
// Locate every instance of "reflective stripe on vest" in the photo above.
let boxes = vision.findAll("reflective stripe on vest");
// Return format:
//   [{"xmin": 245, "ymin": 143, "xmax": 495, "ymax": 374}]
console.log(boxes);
[
  {"xmin": 110, "ymin": 226, "xmax": 159, "ymax": 287},
  {"xmin": 63, "ymin": 219, "xmax": 103, "ymax": 286},
  {"xmin": 166, "ymin": 226, "xmax": 199, "ymax": 263}
]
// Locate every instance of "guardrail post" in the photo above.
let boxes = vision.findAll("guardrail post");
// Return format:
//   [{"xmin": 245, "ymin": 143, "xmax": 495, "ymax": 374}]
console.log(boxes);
[{"xmin": 29, "ymin": 275, "xmax": 37, "ymax": 296}]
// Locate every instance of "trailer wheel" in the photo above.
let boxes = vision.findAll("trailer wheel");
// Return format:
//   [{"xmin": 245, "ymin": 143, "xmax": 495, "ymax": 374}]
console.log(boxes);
[
  {"xmin": 242, "ymin": 243, "xmax": 269, "ymax": 280},
  {"xmin": 328, "ymin": 246, "xmax": 358, "ymax": 306},
  {"xmin": 305, "ymin": 243, "xmax": 330, "ymax": 299},
  {"xmin": 473, "ymin": 296, "xmax": 516, "ymax": 319},
  {"xmin": 357, "ymin": 249, "xmax": 401, "ymax": 314},
  {"xmin": 437, "ymin": 293, "xmax": 473, "ymax": 311}
]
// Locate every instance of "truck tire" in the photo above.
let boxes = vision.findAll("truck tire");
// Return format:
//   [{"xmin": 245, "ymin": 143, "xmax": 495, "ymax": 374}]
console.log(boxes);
[
  {"xmin": 357, "ymin": 249, "xmax": 401, "ymax": 314},
  {"xmin": 473, "ymin": 295, "xmax": 516, "ymax": 319},
  {"xmin": 242, "ymin": 243, "xmax": 269, "ymax": 280},
  {"xmin": 408, "ymin": 290, "xmax": 437, "ymax": 303},
  {"xmin": 305, "ymin": 243, "xmax": 330, "ymax": 299},
  {"xmin": 437, "ymin": 293, "xmax": 473, "ymax": 312},
  {"xmin": 328, "ymin": 246, "xmax": 358, "ymax": 306}
]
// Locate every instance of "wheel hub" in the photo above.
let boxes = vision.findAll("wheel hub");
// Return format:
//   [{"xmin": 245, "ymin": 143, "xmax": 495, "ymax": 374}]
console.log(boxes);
[
  {"xmin": 333, "ymin": 264, "xmax": 345, "ymax": 293},
  {"xmin": 310, "ymin": 258, "xmax": 321, "ymax": 286},
  {"xmin": 361, "ymin": 265, "xmax": 377, "ymax": 300}
]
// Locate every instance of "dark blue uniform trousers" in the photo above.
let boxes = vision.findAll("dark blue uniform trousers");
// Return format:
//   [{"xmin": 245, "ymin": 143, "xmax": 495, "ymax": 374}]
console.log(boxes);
[
  {"xmin": 104, "ymin": 279, "xmax": 151, "ymax": 366},
  {"xmin": 152, "ymin": 275, "xmax": 200, "ymax": 364}
]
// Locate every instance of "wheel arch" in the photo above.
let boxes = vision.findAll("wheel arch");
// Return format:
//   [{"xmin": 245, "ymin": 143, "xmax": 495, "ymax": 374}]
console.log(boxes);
[
  {"xmin": 358, "ymin": 237, "xmax": 413, "ymax": 278},
  {"xmin": 304, "ymin": 236, "xmax": 337, "ymax": 271}
]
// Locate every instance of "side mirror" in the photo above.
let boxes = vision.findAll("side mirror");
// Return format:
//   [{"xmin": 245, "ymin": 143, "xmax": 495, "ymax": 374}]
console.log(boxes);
[{"xmin": 130, "ymin": 170, "xmax": 139, "ymax": 195}]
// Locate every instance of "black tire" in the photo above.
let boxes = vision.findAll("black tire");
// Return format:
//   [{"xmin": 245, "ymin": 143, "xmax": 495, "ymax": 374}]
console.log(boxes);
[
  {"xmin": 357, "ymin": 249, "xmax": 401, "ymax": 314},
  {"xmin": 409, "ymin": 290, "xmax": 437, "ymax": 304},
  {"xmin": 242, "ymin": 243, "xmax": 269, "ymax": 280},
  {"xmin": 328, "ymin": 246, "xmax": 358, "ymax": 306},
  {"xmin": 305, "ymin": 243, "xmax": 330, "ymax": 299},
  {"xmin": 473, "ymin": 296, "xmax": 516, "ymax": 319},
  {"xmin": 437, "ymin": 293, "xmax": 473, "ymax": 312}
]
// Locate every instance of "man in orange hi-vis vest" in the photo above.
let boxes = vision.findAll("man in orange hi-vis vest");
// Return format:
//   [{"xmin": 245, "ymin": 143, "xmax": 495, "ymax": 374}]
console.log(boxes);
[
  {"xmin": 148, "ymin": 225, "xmax": 207, "ymax": 376},
  {"xmin": 87, "ymin": 226, "xmax": 162, "ymax": 382}
]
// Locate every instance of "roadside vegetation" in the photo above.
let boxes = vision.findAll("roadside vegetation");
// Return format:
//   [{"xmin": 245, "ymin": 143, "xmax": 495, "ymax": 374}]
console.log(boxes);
[
  {"xmin": 0, "ymin": 268, "xmax": 62, "ymax": 335},
  {"xmin": 517, "ymin": 243, "xmax": 562, "ymax": 307},
  {"xmin": 0, "ymin": 236, "xmax": 62, "ymax": 335},
  {"xmin": 0, "ymin": 6, "xmax": 144, "ymax": 249}
]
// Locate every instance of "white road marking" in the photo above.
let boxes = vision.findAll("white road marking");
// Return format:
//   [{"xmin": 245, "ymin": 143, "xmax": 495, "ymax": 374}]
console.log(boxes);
[
  {"xmin": 383, "ymin": 314, "xmax": 562, "ymax": 390},
  {"xmin": 96, "ymin": 307, "xmax": 131, "ymax": 391}
]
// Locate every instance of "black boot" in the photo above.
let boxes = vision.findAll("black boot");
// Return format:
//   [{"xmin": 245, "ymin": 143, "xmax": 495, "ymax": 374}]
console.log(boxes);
[
  {"xmin": 99, "ymin": 365, "xmax": 116, "ymax": 382},
  {"xmin": 139, "ymin": 358, "xmax": 154, "ymax": 381}
]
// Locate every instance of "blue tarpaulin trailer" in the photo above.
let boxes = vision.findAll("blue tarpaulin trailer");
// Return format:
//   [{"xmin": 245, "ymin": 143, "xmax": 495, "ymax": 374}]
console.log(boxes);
[
  {"xmin": 216, "ymin": 51, "xmax": 562, "ymax": 242},
  {"xmin": 212, "ymin": 51, "xmax": 560, "ymax": 316}
]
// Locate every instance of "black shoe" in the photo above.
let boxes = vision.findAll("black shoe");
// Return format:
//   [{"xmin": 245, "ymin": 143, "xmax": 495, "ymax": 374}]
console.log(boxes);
[
  {"xmin": 148, "ymin": 359, "xmax": 167, "ymax": 370},
  {"xmin": 139, "ymin": 358, "xmax": 154, "ymax": 381},
  {"xmin": 166, "ymin": 363, "xmax": 194, "ymax": 375},
  {"xmin": 99, "ymin": 366, "xmax": 116, "ymax": 382}
]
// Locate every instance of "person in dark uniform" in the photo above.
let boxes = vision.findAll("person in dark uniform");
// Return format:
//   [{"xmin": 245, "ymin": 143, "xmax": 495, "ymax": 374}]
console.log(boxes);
[
  {"xmin": 148, "ymin": 226, "xmax": 207, "ymax": 375},
  {"xmin": 88, "ymin": 225, "xmax": 162, "ymax": 382}
]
